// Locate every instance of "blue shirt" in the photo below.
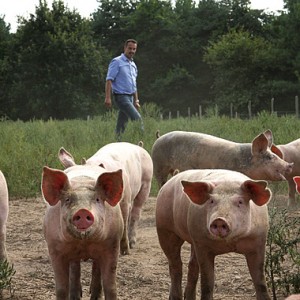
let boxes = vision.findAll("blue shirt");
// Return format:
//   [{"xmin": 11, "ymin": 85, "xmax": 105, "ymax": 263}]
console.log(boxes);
[{"xmin": 106, "ymin": 53, "xmax": 138, "ymax": 94}]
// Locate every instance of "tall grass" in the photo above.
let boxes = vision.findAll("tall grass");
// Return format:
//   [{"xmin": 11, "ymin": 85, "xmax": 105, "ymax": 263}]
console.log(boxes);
[{"xmin": 1, "ymin": 108, "xmax": 300, "ymax": 198}]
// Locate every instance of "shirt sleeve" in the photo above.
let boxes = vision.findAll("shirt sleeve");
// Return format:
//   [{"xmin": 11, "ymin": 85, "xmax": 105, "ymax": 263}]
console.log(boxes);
[{"xmin": 106, "ymin": 58, "xmax": 119, "ymax": 81}]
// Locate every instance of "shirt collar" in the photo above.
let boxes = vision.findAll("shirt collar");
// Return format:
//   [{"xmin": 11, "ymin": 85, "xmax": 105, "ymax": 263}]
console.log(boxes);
[{"xmin": 121, "ymin": 53, "xmax": 134, "ymax": 62}]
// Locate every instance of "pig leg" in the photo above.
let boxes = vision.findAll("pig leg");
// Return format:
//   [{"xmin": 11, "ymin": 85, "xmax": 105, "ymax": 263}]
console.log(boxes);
[
  {"xmin": 0, "ymin": 222, "xmax": 7, "ymax": 261},
  {"xmin": 157, "ymin": 229, "xmax": 184, "ymax": 299},
  {"xmin": 184, "ymin": 245, "xmax": 199, "ymax": 300},
  {"xmin": 245, "ymin": 251, "xmax": 271, "ymax": 300},
  {"xmin": 98, "ymin": 244, "xmax": 120, "ymax": 300},
  {"xmin": 128, "ymin": 184, "xmax": 150, "ymax": 248},
  {"xmin": 90, "ymin": 261, "xmax": 102, "ymax": 300},
  {"xmin": 287, "ymin": 178, "xmax": 298, "ymax": 207},
  {"xmin": 69, "ymin": 261, "xmax": 82, "ymax": 299},
  {"xmin": 50, "ymin": 257, "xmax": 70, "ymax": 300},
  {"xmin": 196, "ymin": 251, "xmax": 215, "ymax": 300},
  {"xmin": 119, "ymin": 191, "xmax": 131, "ymax": 255}
]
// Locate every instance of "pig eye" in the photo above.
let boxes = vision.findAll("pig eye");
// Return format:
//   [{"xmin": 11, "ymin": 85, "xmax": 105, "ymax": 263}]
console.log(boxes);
[
  {"xmin": 96, "ymin": 198, "xmax": 100, "ymax": 203},
  {"xmin": 210, "ymin": 199, "xmax": 214, "ymax": 204}
]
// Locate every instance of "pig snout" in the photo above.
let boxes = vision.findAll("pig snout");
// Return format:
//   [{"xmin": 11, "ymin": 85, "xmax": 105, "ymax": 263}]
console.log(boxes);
[
  {"xmin": 210, "ymin": 218, "xmax": 230, "ymax": 238},
  {"xmin": 72, "ymin": 209, "xmax": 94, "ymax": 231}
]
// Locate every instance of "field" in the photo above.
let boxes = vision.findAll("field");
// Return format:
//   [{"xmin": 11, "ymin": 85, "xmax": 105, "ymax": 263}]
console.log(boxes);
[
  {"xmin": 3, "ymin": 194, "xmax": 298, "ymax": 300},
  {"xmin": 1, "ymin": 112, "xmax": 300, "ymax": 299}
]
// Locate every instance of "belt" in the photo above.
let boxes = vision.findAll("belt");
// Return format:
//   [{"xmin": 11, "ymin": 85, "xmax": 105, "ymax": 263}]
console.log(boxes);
[{"xmin": 113, "ymin": 92, "xmax": 133, "ymax": 96}]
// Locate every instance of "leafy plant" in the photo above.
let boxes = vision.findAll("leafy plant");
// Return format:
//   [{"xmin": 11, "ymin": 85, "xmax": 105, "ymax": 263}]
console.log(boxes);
[
  {"xmin": 265, "ymin": 207, "xmax": 300, "ymax": 299},
  {"xmin": 0, "ymin": 259, "xmax": 15, "ymax": 294}
]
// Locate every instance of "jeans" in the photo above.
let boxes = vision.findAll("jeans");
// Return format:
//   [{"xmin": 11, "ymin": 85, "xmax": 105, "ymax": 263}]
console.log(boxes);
[{"xmin": 114, "ymin": 94, "xmax": 144, "ymax": 139}]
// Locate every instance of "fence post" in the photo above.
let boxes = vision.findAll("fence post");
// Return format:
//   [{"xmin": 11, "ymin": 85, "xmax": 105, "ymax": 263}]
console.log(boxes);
[
  {"xmin": 169, "ymin": 111, "xmax": 172, "ymax": 119},
  {"xmin": 271, "ymin": 98, "xmax": 274, "ymax": 114},
  {"xmin": 296, "ymin": 95, "xmax": 299, "ymax": 118},
  {"xmin": 230, "ymin": 103, "xmax": 233, "ymax": 118},
  {"xmin": 248, "ymin": 101, "xmax": 252, "ymax": 119},
  {"xmin": 199, "ymin": 105, "xmax": 202, "ymax": 118}
]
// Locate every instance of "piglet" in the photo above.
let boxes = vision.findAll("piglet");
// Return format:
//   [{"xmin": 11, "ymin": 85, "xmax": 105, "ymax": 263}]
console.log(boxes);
[
  {"xmin": 156, "ymin": 169, "xmax": 271, "ymax": 300},
  {"xmin": 0, "ymin": 170, "xmax": 8, "ymax": 261},
  {"xmin": 41, "ymin": 164, "xmax": 124, "ymax": 300}
]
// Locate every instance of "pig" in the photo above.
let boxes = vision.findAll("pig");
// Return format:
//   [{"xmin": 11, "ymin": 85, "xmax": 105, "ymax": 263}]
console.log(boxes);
[
  {"xmin": 41, "ymin": 164, "xmax": 124, "ymax": 299},
  {"xmin": 151, "ymin": 130, "xmax": 293, "ymax": 187},
  {"xmin": 285, "ymin": 295, "xmax": 300, "ymax": 300},
  {"xmin": 0, "ymin": 170, "xmax": 8, "ymax": 261},
  {"xmin": 58, "ymin": 141, "xmax": 153, "ymax": 252},
  {"xmin": 156, "ymin": 169, "xmax": 272, "ymax": 300},
  {"xmin": 271, "ymin": 139, "xmax": 300, "ymax": 206}
]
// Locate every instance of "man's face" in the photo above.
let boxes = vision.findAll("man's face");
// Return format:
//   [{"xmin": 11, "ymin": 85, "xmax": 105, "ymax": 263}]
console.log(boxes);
[{"xmin": 124, "ymin": 42, "xmax": 137, "ymax": 60}]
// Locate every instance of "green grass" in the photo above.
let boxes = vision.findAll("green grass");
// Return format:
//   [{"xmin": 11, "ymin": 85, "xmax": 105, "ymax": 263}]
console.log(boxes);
[{"xmin": 1, "ymin": 109, "xmax": 300, "ymax": 198}]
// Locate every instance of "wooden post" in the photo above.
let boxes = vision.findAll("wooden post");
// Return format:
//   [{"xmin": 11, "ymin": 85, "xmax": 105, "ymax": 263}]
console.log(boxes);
[
  {"xmin": 296, "ymin": 95, "xmax": 299, "ymax": 118},
  {"xmin": 271, "ymin": 97, "xmax": 274, "ymax": 114},
  {"xmin": 169, "ymin": 111, "xmax": 172, "ymax": 119},
  {"xmin": 230, "ymin": 103, "xmax": 233, "ymax": 118},
  {"xmin": 177, "ymin": 111, "xmax": 180, "ymax": 118},
  {"xmin": 199, "ymin": 105, "xmax": 202, "ymax": 118},
  {"xmin": 248, "ymin": 101, "xmax": 252, "ymax": 119}
]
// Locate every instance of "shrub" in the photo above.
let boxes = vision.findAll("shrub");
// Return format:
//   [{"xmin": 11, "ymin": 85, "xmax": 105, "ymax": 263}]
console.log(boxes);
[{"xmin": 265, "ymin": 207, "xmax": 300, "ymax": 299}]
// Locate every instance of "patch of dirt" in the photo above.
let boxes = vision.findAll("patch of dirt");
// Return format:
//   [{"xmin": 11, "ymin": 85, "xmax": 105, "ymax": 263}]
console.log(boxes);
[{"xmin": 3, "ymin": 196, "xmax": 297, "ymax": 299}]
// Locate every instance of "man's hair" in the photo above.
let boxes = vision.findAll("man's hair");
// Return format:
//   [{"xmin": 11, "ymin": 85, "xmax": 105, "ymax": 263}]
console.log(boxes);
[{"xmin": 125, "ymin": 39, "xmax": 137, "ymax": 46}]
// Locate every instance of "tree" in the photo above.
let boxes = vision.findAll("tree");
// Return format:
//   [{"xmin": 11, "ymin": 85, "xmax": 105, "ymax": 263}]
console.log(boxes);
[
  {"xmin": 204, "ymin": 29, "xmax": 277, "ymax": 114},
  {"xmin": 3, "ymin": 0, "xmax": 109, "ymax": 120}
]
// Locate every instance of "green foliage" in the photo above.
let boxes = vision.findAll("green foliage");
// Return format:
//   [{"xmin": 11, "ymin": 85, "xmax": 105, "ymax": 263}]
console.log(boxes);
[
  {"xmin": 1, "ymin": 109, "xmax": 300, "ymax": 198},
  {"xmin": 265, "ymin": 207, "xmax": 300, "ymax": 298},
  {"xmin": 0, "ymin": 259, "xmax": 15, "ymax": 294},
  {"xmin": 1, "ymin": 0, "xmax": 109, "ymax": 120}
]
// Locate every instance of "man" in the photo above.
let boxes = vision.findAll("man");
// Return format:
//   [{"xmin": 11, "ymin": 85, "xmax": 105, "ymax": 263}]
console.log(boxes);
[{"xmin": 105, "ymin": 39, "xmax": 143, "ymax": 140}]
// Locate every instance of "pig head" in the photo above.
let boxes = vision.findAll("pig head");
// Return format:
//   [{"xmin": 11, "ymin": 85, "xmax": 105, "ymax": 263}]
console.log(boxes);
[
  {"xmin": 41, "ymin": 164, "xmax": 124, "ymax": 300},
  {"xmin": 151, "ymin": 130, "xmax": 293, "ymax": 187},
  {"xmin": 156, "ymin": 169, "xmax": 271, "ymax": 300},
  {"xmin": 0, "ymin": 171, "xmax": 8, "ymax": 261},
  {"xmin": 58, "ymin": 141, "xmax": 153, "ymax": 252},
  {"xmin": 271, "ymin": 139, "xmax": 300, "ymax": 207}
]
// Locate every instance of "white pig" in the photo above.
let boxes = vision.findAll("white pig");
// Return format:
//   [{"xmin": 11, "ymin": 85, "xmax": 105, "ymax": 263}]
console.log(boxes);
[
  {"xmin": 151, "ymin": 130, "xmax": 293, "ymax": 187},
  {"xmin": 58, "ymin": 142, "xmax": 153, "ymax": 252},
  {"xmin": 271, "ymin": 139, "xmax": 300, "ymax": 206},
  {"xmin": 156, "ymin": 169, "xmax": 272, "ymax": 300},
  {"xmin": 41, "ymin": 164, "xmax": 124, "ymax": 300},
  {"xmin": 0, "ymin": 170, "xmax": 8, "ymax": 261}
]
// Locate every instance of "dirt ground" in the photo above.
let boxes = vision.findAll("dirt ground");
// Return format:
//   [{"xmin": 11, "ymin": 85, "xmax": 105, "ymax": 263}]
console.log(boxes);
[{"xmin": 3, "ymin": 195, "xmax": 298, "ymax": 300}]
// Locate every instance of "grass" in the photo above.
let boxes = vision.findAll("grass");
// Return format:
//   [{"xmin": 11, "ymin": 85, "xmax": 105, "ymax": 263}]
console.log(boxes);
[{"xmin": 1, "ymin": 109, "xmax": 300, "ymax": 198}]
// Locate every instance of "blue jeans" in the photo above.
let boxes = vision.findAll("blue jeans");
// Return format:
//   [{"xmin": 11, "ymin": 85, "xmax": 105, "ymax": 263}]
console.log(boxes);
[{"xmin": 114, "ymin": 94, "xmax": 144, "ymax": 138}]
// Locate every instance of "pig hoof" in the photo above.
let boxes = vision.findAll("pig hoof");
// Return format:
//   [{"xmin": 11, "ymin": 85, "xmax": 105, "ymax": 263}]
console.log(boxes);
[{"xmin": 129, "ymin": 240, "xmax": 136, "ymax": 249}]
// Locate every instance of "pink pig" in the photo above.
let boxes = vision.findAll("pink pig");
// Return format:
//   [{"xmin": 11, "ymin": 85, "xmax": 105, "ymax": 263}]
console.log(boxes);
[
  {"xmin": 41, "ymin": 164, "xmax": 124, "ymax": 299},
  {"xmin": 0, "ymin": 170, "xmax": 8, "ymax": 261},
  {"xmin": 151, "ymin": 130, "xmax": 293, "ymax": 187},
  {"xmin": 156, "ymin": 169, "xmax": 272, "ymax": 300},
  {"xmin": 58, "ymin": 142, "xmax": 153, "ymax": 252},
  {"xmin": 271, "ymin": 139, "xmax": 300, "ymax": 206}
]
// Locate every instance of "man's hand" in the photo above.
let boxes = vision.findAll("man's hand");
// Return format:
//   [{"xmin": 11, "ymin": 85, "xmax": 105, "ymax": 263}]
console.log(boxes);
[
  {"xmin": 105, "ymin": 97, "xmax": 112, "ymax": 108},
  {"xmin": 134, "ymin": 99, "xmax": 140, "ymax": 109}
]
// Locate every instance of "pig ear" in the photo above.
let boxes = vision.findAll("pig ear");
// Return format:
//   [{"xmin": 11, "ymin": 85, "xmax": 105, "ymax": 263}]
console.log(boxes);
[
  {"xmin": 181, "ymin": 180, "xmax": 214, "ymax": 205},
  {"xmin": 96, "ymin": 169, "xmax": 123, "ymax": 207},
  {"xmin": 263, "ymin": 129, "xmax": 273, "ymax": 147},
  {"xmin": 293, "ymin": 176, "xmax": 300, "ymax": 194},
  {"xmin": 251, "ymin": 133, "xmax": 268, "ymax": 154},
  {"xmin": 58, "ymin": 147, "xmax": 76, "ymax": 168},
  {"xmin": 242, "ymin": 180, "xmax": 271, "ymax": 206},
  {"xmin": 41, "ymin": 166, "xmax": 70, "ymax": 206},
  {"xmin": 271, "ymin": 144, "xmax": 284, "ymax": 159}
]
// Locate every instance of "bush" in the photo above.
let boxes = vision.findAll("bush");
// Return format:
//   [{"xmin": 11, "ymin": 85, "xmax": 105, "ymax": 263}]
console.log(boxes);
[
  {"xmin": 265, "ymin": 207, "xmax": 300, "ymax": 299},
  {"xmin": 0, "ymin": 259, "xmax": 15, "ymax": 294}
]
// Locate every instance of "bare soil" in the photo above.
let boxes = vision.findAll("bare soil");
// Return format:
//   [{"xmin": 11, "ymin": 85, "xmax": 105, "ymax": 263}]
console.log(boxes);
[{"xmin": 3, "ymin": 196, "xmax": 298, "ymax": 300}]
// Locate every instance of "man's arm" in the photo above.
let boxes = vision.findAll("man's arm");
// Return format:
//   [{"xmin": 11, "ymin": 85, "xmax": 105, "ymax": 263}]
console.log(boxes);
[
  {"xmin": 133, "ymin": 91, "xmax": 140, "ymax": 109},
  {"xmin": 105, "ymin": 80, "xmax": 113, "ymax": 108}
]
